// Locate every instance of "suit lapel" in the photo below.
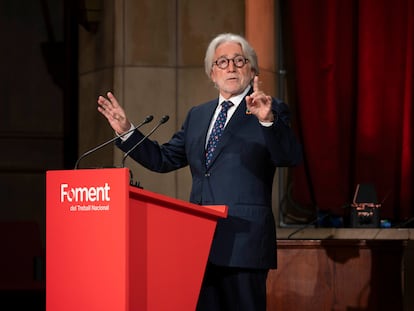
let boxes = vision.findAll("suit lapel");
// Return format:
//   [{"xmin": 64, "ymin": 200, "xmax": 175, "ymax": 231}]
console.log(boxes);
[
  {"xmin": 206, "ymin": 98, "xmax": 252, "ymax": 168},
  {"xmin": 199, "ymin": 100, "xmax": 219, "ymax": 167}
]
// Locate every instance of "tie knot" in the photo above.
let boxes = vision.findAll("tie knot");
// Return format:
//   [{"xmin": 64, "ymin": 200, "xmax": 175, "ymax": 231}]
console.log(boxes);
[{"xmin": 221, "ymin": 101, "xmax": 233, "ymax": 110}]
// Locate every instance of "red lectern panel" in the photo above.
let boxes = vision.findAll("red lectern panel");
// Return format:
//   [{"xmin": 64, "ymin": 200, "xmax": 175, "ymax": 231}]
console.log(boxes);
[{"xmin": 46, "ymin": 168, "xmax": 227, "ymax": 311}]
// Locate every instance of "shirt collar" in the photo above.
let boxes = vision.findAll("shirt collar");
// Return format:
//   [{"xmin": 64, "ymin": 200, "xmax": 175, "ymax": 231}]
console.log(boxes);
[{"xmin": 218, "ymin": 85, "xmax": 252, "ymax": 108}]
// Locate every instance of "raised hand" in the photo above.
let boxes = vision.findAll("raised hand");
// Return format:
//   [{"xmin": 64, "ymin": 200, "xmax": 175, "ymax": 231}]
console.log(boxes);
[
  {"xmin": 97, "ymin": 92, "xmax": 132, "ymax": 135},
  {"xmin": 245, "ymin": 76, "xmax": 274, "ymax": 123}
]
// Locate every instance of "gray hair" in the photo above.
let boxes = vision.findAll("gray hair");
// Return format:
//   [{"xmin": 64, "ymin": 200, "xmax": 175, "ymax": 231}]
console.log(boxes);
[{"xmin": 204, "ymin": 33, "xmax": 259, "ymax": 79}]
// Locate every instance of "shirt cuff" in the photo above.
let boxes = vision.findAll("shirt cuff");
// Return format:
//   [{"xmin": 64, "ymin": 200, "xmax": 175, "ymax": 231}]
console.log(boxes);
[
  {"xmin": 117, "ymin": 123, "xmax": 134, "ymax": 141},
  {"xmin": 259, "ymin": 111, "xmax": 278, "ymax": 127},
  {"xmin": 259, "ymin": 121, "xmax": 274, "ymax": 127}
]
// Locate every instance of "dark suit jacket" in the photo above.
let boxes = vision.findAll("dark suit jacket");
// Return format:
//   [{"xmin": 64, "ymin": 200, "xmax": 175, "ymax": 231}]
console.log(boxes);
[{"xmin": 116, "ymin": 92, "xmax": 301, "ymax": 269}]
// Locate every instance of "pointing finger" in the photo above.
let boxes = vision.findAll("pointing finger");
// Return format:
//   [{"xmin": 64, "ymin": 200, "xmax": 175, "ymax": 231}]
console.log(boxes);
[{"xmin": 253, "ymin": 75, "xmax": 260, "ymax": 92}]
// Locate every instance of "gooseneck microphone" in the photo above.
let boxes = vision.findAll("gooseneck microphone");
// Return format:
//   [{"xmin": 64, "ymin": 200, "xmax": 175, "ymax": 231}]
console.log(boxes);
[
  {"xmin": 74, "ymin": 115, "xmax": 154, "ymax": 169},
  {"xmin": 121, "ymin": 115, "xmax": 170, "ymax": 168}
]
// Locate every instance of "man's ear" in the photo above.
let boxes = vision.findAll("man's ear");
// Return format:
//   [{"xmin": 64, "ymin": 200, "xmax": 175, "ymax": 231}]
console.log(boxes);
[{"xmin": 210, "ymin": 72, "xmax": 216, "ymax": 83}]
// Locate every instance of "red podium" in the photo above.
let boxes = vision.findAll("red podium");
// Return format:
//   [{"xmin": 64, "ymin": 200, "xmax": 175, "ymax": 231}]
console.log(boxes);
[{"xmin": 46, "ymin": 168, "xmax": 227, "ymax": 311}]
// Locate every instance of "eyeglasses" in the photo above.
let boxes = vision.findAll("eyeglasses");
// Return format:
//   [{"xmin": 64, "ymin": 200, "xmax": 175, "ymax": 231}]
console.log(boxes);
[{"xmin": 213, "ymin": 55, "xmax": 249, "ymax": 69}]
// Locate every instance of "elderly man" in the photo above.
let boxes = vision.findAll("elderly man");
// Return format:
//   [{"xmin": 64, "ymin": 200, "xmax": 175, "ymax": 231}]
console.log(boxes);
[{"xmin": 97, "ymin": 33, "xmax": 301, "ymax": 311}]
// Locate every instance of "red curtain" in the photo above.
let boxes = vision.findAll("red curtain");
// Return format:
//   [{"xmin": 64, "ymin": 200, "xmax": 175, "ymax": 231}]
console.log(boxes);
[{"xmin": 282, "ymin": 0, "xmax": 414, "ymax": 223}]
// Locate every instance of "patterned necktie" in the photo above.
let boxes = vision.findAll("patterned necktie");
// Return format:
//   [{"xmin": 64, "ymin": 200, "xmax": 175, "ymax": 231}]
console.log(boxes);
[{"xmin": 205, "ymin": 101, "xmax": 233, "ymax": 167}]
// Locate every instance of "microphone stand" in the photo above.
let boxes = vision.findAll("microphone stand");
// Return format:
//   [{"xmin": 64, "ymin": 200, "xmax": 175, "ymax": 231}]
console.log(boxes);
[
  {"xmin": 74, "ymin": 115, "xmax": 153, "ymax": 169},
  {"xmin": 121, "ymin": 115, "xmax": 169, "ymax": 168}
]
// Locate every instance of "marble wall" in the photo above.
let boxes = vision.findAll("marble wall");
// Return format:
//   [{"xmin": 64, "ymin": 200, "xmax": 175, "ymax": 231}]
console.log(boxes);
[{"xmin": 78, "ymin": 0, "xmax": 281, "ymax": 204}]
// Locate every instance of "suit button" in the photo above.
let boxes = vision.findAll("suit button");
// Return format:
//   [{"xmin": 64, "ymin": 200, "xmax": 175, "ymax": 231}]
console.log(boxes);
[{"xmin": 204, "ymin": 172, "xmax": 210, "ymax": 177}]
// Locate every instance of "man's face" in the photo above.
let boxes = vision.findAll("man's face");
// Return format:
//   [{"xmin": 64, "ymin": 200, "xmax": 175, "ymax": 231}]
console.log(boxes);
[{"xmin": 210, "ymin": 42, "xmax": 255, "ymax": 99}]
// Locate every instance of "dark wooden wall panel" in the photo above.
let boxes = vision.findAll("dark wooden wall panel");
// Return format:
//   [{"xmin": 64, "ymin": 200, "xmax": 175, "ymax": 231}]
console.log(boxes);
[{"xmin": 267, "ymin": 240, "xmax": 407, "ymax": 311}]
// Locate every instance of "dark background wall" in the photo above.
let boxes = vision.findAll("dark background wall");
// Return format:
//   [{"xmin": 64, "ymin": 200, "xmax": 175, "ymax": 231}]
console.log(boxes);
[
  {"xmin": 0, "ymin": 0, "xmax": 75, "ymax": 309},
  {"xmin": 0, "ymin": 0, "xmax": 70, "ymax": 235}
]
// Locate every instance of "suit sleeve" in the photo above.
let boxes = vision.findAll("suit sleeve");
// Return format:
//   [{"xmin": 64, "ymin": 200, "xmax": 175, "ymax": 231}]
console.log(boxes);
[
  {"xmin": 115, "ymin": 122, "xmax": 188, "ymax": 173},
  {"xmin": 261, "ymin": 98, "xmax": 302, "ymax": 167}
]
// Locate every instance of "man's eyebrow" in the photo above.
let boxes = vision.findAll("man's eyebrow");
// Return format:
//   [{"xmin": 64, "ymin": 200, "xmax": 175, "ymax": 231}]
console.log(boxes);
[{"xmin": 215, "ymin": 53, "xmax": 243, "ymax": 59}]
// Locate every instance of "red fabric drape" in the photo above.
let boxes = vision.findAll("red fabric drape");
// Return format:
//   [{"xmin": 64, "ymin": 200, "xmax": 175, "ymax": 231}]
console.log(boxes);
[{"xmin": 283, "ymin": 0, "xmax": 414, "ymax": 223}]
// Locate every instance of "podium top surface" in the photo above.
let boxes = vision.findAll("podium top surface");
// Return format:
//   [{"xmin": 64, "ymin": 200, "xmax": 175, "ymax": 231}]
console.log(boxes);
[{"xmin": 129, "ymin": 185, "xmax": 228, "ymax": 219}]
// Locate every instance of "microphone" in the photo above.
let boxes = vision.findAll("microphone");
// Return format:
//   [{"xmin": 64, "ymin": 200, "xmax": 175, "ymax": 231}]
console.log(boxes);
[
  {"xmin": 74, "ymin": 115, "xmax": 154, "ymax": 169},
  {"xmin": 121, "ymin": 115, "xmax": 170, "ymax": 168}
]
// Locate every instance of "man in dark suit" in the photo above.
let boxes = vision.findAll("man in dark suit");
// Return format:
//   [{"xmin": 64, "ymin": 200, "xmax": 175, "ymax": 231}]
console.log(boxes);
[{"xmin": 97, "ymin": 33, "xmax": 301, "ymax": 311}]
